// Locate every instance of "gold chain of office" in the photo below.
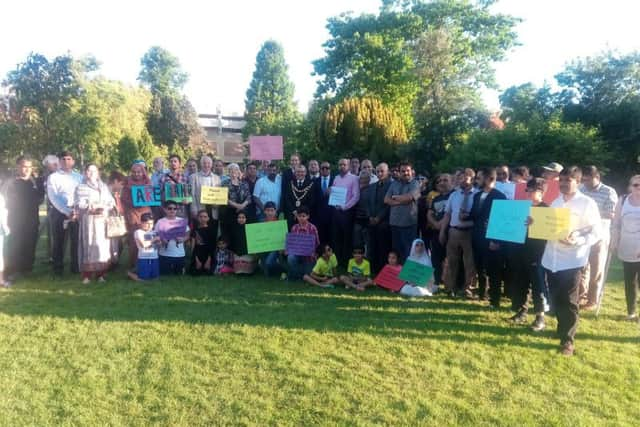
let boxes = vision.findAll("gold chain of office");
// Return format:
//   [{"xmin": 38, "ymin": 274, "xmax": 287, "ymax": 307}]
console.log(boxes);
[{"xmin": 290, "ymin": 181, "xmax": 314, "ymax": 207}]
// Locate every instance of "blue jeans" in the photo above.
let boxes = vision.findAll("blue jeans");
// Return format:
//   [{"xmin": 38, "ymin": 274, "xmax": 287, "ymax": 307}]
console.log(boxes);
[
  {"xmin": 391, "ymin": 225, "xmax": 417, "ymax": 263},
  {"xmin": 531, "ymin": 264, "xmax": 550, "ymax": 314},
  {"xmin": 287, "ymin": 255, "xmax": 313, "ymax": 281},
  {"xmin": 262, "ymin": 251, "xmax": 284, "ymax": 277}
]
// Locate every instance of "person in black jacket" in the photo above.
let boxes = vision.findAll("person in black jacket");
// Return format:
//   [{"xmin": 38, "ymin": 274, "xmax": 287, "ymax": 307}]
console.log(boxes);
[
  {"xmin": 314, "ymin": 161, "xmax": 334, "ymax": 246},
  {"xmin": 367, "ymin": 163, "xmax": 392, "ymax": 274},
  {"xmin": 470, "ymin": 167, "xmax": 506, "ymax": 308},
  {"xmin": 282, "ymin": 165, "xmax": 317, "ymax": 230}
]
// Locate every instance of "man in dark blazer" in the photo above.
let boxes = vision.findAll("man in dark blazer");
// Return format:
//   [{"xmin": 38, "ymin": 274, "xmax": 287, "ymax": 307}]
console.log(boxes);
[
  {"xmin": 313, "ymin": 161, "xmax": 334, "ymax": 246},
  {"xmin": 282, "ymin": 165, "xmax": 317, "ymax": 230},
  {"xmin": 470, "ymin": 167, "xmax": 507, "ymax": 308},
  {"xmin": 367, "ymin": 162, "xmax": 392, "ymax": 273}
]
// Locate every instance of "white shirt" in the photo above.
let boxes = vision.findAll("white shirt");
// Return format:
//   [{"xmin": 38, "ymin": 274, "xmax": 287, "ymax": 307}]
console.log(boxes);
[
  {"xmin": 541, "ymin": 191, "xmax": 601, "ymax": 273},
  {"xmin": 253, "ymin": 175, "xmax": 282, "ymax": 211},
  {"xmin": 47, "ymin": 169, "xmax": 83, "ymax": 215},
  {"xmin": 445, "ymin": 187, "xmax": 478, "ymax": 227},
  {"xmin": 155, "ymin": 218, "xmax": 190, "ymax": 258},
  {"xmin": 134, "ymin": 229, "xmax": 159, "ymax": 259}
]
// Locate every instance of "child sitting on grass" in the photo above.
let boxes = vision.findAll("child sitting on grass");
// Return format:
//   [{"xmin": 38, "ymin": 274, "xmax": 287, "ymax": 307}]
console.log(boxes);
[
  {"xmin": 260, "ymin": 201, "xmax": 286, "ymax": 278},
  {"xmin": 133, "ymin": 213, "xmax": 160, "ymax": 281},
  {"xmin": 213, "ymin": 236, "xmax": 234, "ymax": 275},
  {"xmin": 339, "ymin": 247, "xmax": 373, "ymax": 291},
  {"xmin": 230, "ymin": 211, "xmax": 257, "ymax": 274},
  {"xmin": 303, "ymin": 244, "xmax": 339, "ymax": 288},
  {"xmin": 287, "ymin": 206, "xmax": 319, "ymax": 281},
  {"xmin": 399, "ymin": 239, "xmax": 435, "ymax": 297},
  {"xmin": 190, "ymin": 210, "xmax": 215, "ymax": 276}
]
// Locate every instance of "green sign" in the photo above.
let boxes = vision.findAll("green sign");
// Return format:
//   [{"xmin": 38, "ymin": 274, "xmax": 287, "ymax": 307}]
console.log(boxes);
[
  {"xmin": 165, "ymin": 182, "xmax": 192, "ymax": 203},
  {"xmin": 398, "ymin": 260, "xmax": 433, "ymax": 286},
  {"xmin": 245, "ymin": 220, "xmax": 288, "ymax": 254}
]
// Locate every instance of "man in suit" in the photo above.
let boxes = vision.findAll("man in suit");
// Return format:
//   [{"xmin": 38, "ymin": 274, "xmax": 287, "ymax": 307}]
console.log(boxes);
[
  {"xmin": 367, "ymin": 162, "xmax": 392, "ymax": 273},
  {"xmin": 280, "ymin": 153, "xmax": 301, "ymax": 206},
  {"xmin": 282, "ymin": 165, "xmax": 317, "ymax": 230},
  {"xmin": 470, "ymin": 167, "xmax": 507, "ymax": 308},
  {"xmin": 314, "ymin": 161, "xmax": 334, "ymax": 246}
]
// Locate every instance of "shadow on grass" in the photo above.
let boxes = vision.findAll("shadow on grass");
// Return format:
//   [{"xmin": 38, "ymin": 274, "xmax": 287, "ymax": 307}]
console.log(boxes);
[{"xmin": 0, "ymin": 273, "xmax": 571, "ymax": 350}]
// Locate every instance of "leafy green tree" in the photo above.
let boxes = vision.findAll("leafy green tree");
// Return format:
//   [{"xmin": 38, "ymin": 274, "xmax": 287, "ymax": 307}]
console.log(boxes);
[
  {"xmin": 499, "ymin": 83, "xmax": 561, "ymax": 124},
  {"xmin": 317, "ymin": 97, "xmax": 409, "ymax": 162},
  {"xmin": 138, "ymin": 46, "xmax": 203, "ymax": 153}
]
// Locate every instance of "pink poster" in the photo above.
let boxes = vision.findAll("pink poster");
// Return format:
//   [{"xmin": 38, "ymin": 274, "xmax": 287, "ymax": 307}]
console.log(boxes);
[{"xmin": 249, "ymin": 135, "xmax": 284, "ymax": 161}]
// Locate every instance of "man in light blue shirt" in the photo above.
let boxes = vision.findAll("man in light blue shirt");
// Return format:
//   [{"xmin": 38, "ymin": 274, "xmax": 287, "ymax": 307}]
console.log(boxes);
[
  {"xmin": 253, "ymin": 163, "xmax": 282, "ymax": 221},
  {"xmin": 47, "ymin": 151, "xmax": 83, "ymax": 276}
]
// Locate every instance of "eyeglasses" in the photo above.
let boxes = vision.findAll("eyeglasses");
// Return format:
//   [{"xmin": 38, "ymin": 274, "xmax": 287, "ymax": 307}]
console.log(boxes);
[
  {"xmin": 166, "ymin": 207, "xmax": 177, "ymax": 211},
  {"xmin": 321, "ymin": 166, "xmax": 330, "ymax": 170}
]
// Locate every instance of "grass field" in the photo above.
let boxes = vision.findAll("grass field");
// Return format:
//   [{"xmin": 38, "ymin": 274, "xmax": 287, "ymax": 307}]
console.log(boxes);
[{"xmin": 1, "ymin": 248, "xmax": 639, "ymax": 426}]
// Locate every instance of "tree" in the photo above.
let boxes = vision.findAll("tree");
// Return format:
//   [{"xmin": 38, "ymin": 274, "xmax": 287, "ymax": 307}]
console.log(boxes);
[
  {"xmin": 317, "ymin": 97, "xmax": 409, "ymax": 162},
  {"xmin": 499, "ymin": 83, "xmax": 561, "ymax": 125},
  {"xmin": 138, "ymin": 46, "xmax": 188, "ymax": 95},
  {"xmin": 138, "ymin": 47, "xmax": 203, "ymax": 153},
  {"xmin": 243, "ymin": 40, "xmax": 302, "ymax": 156}
]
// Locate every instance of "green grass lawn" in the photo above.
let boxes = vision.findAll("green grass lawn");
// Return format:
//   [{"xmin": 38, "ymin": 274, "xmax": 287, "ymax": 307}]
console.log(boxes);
[{"xmin": 1, "ymin": 250, "xmax": 639, "ymax": 426}]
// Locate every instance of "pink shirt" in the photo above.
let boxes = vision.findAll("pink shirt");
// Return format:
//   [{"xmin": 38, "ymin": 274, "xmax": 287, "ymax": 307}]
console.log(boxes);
[{"xmin": 332, "ymin": 172, "xmax": 360, "ymax": 210}]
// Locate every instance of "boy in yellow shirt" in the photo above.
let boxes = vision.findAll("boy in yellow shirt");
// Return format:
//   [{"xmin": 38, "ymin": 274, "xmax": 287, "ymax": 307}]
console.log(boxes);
[
  {"xmin": 340, "ymin": 247, "xmax": 373, "ymax": 291},
  {"xmin": 303, "ymin": 244, "xmax": 339, "ymax": 288}
]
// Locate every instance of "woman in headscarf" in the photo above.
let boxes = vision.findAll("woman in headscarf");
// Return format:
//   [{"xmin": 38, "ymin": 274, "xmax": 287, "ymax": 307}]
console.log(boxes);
[
  {"xmin": 120, "ymin": 161, "xmax": 153, "ymax": 270},
  {"xmin": 399, "ymin": 238, "xmax": 437, "ymax": 297},
  {"xmin": 74, "ymin": 164, "xmax": 115, "ymax": 284}
]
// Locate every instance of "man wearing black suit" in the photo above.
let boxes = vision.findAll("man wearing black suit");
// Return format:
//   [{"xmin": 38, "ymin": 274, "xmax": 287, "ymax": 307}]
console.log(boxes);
[
  {"xmin": 282, "ymin": 165, "xmax": 317, "ymax": 230},
  {"xmin": 367, "ymin": 162, "xmax": 392, "ymax": 273},
  {"xmin": 314, "ymin": 161, "xmax": 334, "ymax": 246},
  {"xmin": 281, "ymin": 153, "xmax": 301, "ymax": 206},
  {"xmin": 470, "ymin": 167, "xmax": 507, "ymax": 308}
]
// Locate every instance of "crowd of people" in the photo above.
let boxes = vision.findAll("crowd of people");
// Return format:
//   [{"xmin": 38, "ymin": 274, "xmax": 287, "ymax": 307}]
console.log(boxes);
[{"xmin": 0, "ymin": 150, "xmax": 639, "ymax": 356}]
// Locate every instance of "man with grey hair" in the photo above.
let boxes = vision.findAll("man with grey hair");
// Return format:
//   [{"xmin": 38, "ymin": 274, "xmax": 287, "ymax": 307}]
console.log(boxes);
[
  {"xmin": 283, "ymin": 164, "xmax": 317, "ymax": 229},
  {"xmin": 190, "ymin": 155, "xmax": 221, "ymax": 238},
  {"xmin": 151, "ymin": 157, "xmax": 167, "ymax": 188},
  {"xmin": 361, "ymin": 159, "xmax": 378, "ymax": 184},
  {"xmin": 367, "ymin": 162, "xmax": 392, "ymax": 272}
]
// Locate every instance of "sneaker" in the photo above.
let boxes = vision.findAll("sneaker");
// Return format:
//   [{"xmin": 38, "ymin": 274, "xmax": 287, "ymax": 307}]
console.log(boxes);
[
  {"xmin": 531, "ymin": 315, "xmax": 546, "ymax": 331},
  {"xmin": 82, "ymin": 277, "xmax": 90, "ymax": 285},
  {"xmin": 560, "ymin": 342, "xmax": 574, "ymax": 356},
  {"xmin": 1, "ymin": 280, "xmax": 12, "ymax": 288},
  {"xmin": 98, "ymin": 276, "xmax": 106, "ymax": 283},
  {"xmin": 580, "ymin": 302, "xmax": 597, "ymax": 311},
  {"xmin": 625, "ymin": 313, "xmax": 638, "ymax": 322},
  {"xmin": 509, "ymin": 310, "xmax": 528, "ymax": 323},
  {"xmin": 280, "ymin": 272, "xmax": 288, "ymax": 281}
]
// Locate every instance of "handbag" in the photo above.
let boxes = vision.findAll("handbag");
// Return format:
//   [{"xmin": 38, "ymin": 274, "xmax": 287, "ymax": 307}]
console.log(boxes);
[{"xmin": 106, "ymin": 214, "xmax": 127, "ymax": 238}]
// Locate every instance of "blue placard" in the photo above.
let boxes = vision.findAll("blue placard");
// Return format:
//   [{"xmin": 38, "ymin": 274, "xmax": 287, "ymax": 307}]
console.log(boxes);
[
  {"xmin": 485, "ymin": 200, "xmax": 532, "ymax": 244},
  {"xmin": 131, "ymin": 185, "xmax": 162, "ymax": 207}
]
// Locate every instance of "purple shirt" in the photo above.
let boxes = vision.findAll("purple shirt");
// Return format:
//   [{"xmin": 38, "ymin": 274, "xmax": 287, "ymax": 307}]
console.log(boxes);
[{"xmin": 332, "ymin": 172, "xmax": 360, "ymax": 210}]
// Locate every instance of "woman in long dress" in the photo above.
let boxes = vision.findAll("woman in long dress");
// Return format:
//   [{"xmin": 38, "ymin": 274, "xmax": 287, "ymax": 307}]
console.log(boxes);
[
  {"xmin": 74, "ymin": 164, "xmax": 115, "ymax": 284},
  {"xmin": 120, "ymin": 162, "xmax": 153, "ymax": 271}
]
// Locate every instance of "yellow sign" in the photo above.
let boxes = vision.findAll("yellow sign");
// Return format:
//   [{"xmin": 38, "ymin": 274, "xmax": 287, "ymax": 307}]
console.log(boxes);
[
  {"xmin": 200, "ymin": 186, "xmax": 228, "ymax": 205},
  {"xmin": 529, "ymin": 207, "xmax": 571, "ymax": 240}
]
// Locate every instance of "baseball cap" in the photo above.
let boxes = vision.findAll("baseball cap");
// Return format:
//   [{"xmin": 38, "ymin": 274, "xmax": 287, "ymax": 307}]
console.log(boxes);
[{"xmin": 542, "ymin": 162, "xmax": 563, "ymax": 173}]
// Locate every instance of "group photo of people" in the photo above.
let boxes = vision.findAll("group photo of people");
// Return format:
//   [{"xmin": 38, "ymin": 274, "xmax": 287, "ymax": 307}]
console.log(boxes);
[{"xmin": 0, "ymin": 150, "xmax": 639, "ymax": 357}]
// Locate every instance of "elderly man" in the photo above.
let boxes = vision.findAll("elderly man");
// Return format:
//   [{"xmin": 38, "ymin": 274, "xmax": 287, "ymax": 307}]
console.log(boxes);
[
  {"xmin": 367, "ymin": 162, "xmax": 392, "ymax": 273},
  {"xmin": 281, "ymin": 153, "xmax": 302, "ymax": 205},
  {"xmin": 361, "ymin": 159, "xmax": 378, "ymax": 184},
  {"xmin": 190, "ymin": 156, "xmax": 222, "ymax": 237},
  {"xmin": 384, "ymin": 162, "xmax": 421, "ymax": 262},
  {"xmin": 151, "ymin": 157, "xmax": 167, "ymax": 188},
  {"xmin": 282, "ymin": 165, "xmax": 317, "ymax": 229},
  {"xmin": 578, "ymin": 166, "xmax": 618, "ymax": 310},
  {"xmin": 5, "ymin": 156, "xmax": 45, "ymax": 282},
  {"xmin": 331, "ymin": 158, "xmax": 360, "ymax": 266},
  {"xmin": 48, "ymin": 151, "xmax": 83, "ymax": 276}
]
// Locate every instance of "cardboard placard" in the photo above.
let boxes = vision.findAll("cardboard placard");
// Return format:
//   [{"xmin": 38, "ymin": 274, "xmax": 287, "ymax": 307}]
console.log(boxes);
[
  {"xmin": 486, "ymin": 200, "xmax": 532, "ymax": 244},
  {"xmin": 528, "ymin": 207, "xmax": 571, "ymax": 240},
  {"xmin": 249, "ymin": 135, "xmax": 284, "ymax": 160},
  {"xmin": 200, "ymin": 186, "xmax": 228, "ymax": 205},
  {"xmin": 374, "ymin": 264, "xmax": 405, "ymax": 292},
  {"xmin": 245, "ymin": 220, "xmax": 288, "ymax": 254},
  {"xmin": 131, "ymin": 185, "xmax": 162, "ymax": 207},
  {"xmin": 165, "ymin": 182, "xmax": 192, "ymax": 203},
  {"xmin": 328, "ymin": 186, "xmax": 347, "ymax": 207},
  {"xmin": 286, "ymin": 233, "xmax": 317, "ymax": 256},
  {"xmin": 398, "ymin": 260, "xmax": 433, "ymax": 286}
]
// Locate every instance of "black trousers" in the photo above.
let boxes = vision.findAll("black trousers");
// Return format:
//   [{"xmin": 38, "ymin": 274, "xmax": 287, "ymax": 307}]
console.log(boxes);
[
  {"xmin": 50, "ymin": 208, "xmax": 79, "ymax": 274},
  {"xmin": 546, "ymin": 267, "xmax": 583, "ymax": 345},
  {"xmin": 430, "ymin": 234, "xmax": 446, "ymax": 286},
  {"xmin": 473, "ymin": 242, "xmax": 504, "ymax": 306},
  {"xmin": 623, "ymin": 261, "xmax": 640, "ymax": 315},
  {"xmin": 509, "ymin": 248, "xmax": 530, "ymax": 312},
  {"xmin": 6, "ymin": 217, "xmax": 39, "ymax": 275},
  {"xmin": 368, "ymin": 221, "xmax": 391, "ymax": 274},
  {"xmin": 331, "ymin": 209, "xmax": 354, "ymax": 267}
]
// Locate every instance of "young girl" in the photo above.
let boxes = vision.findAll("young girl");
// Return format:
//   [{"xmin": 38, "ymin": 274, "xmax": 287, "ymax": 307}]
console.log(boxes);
[
  {"xmin": 190, "ymin": 210, "xmax": 216, "ymax": 275},
  {"xmin": 230, "ymin": 211, "xmax": 257, "ymax": 274},
  {"xmin": 340, "ymin": 247, "xmax": 373, "ymax": 291},
  {"xmin": 134, "ymin": 213, "xmax": 160, "ymax": 281},
  {"xmin": 213, "ymin": 236, "xmax": 234, "ymax": 275},
  {"xmin": 0, "ymin": 192, "xmax": 10, "ymax": 287},
  {"xmin": 303, "ymin": 244, "xmax": 339, "ymax": 288},
  {"xmin": 399, "ymin": 239, "xmax": 436, "ymax": 297}
]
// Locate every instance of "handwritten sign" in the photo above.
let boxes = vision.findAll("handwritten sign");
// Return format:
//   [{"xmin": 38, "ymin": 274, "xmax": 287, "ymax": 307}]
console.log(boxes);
[
  {"xmin": 328, "ymin": 186, "xmax": 347, "ymax": 207},
  {"xmin": 286, "ymin": 233, "xmax": 317, "ymax": 256},
  {"xmin": 131, "ymin": 185, "xmax": 161, "ymax": 207},
  {"xmin": 200, "ymin": 186, "xmax": 228, "ymax": 205},
  {"xmin": 249, "ymin": 135, "xmax": 284, "ymax": 160},
  {"xmin": 165, "ymin": 182, "xmax": 192, "ymax": 203},
  {"xmin": 543, "ymin": 179, "xmax": 560, "ymax": 205},
  {"xmin": 398, "ymin": 260, "xmax": 433, "ymax": 286},
  {"xmin": 514, "ymin": 182, "xmax": 528, "ymax": 200},
  {"xmin": 374, "ymin": 264, "xmax": 405, "ymax": 292},
  {"xmin": 529, "ymin": 207, "xmax": 571, "ymax": 240},
  {"xmin": 486, "ymin": 200, "xmax": 532, "ymax": 244},
  {"xmin": 157, "ymin": 218, "xmax": 188, "ymax": 242},
  {"xmin": 495, "ymin": 182, "xmax": 516, "ymax": 200},
  {"xmin": 245, "ymin": 220, "xmax": 288, "ymax": 254}
]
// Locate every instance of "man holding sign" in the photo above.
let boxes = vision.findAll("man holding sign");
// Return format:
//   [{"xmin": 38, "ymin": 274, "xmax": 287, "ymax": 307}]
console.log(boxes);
[
  {"xmin": 189, "ymin": 156, "xmax": 222, "ymax": 245},
  {"xmin": 540, "ymin": 166, "xmax": 601, "ymax": 356},
  {"xmin": 331, "ymin": 159, "xmax": 360, "ymax": 267}
]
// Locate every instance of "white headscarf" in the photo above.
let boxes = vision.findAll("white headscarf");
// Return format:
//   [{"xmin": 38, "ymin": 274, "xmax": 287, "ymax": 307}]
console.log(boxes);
[{"xmin": 407, "ymin": 238, "xmax": 432, "ymax": 267}]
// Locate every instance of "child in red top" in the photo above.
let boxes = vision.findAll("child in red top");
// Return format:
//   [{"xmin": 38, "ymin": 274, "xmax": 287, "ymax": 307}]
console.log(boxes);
[{"xmin": 286, "ymin": 206, "xmax": 319, "ymax": 281}]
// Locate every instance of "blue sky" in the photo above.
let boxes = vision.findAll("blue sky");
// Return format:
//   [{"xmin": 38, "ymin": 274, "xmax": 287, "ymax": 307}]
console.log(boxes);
[{"xmin": 2, "ymin": 0, "xmax": 639, "ymax": 115}]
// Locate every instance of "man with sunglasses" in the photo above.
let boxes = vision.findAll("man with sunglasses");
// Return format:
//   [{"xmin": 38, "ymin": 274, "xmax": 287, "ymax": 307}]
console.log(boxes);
[{"xmin": 314, "ymin": 162, "xmax": 335, "ymax": 246}]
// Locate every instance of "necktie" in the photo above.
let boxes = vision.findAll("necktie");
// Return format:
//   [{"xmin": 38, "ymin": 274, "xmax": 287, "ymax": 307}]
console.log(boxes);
[{"xmin": 322, "ymin": 177, "xmax": 328, "ymax": 192}]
